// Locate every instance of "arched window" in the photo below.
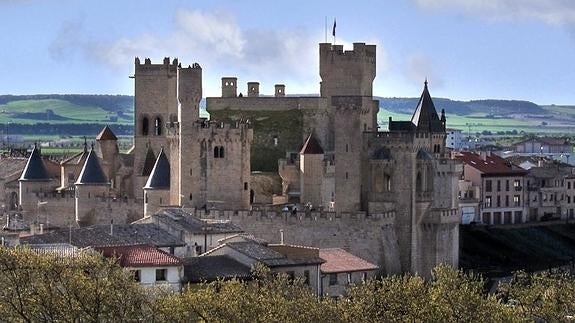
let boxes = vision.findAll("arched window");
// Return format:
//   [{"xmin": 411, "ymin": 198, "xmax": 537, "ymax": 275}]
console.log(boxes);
[
  {"xmin": 416, "ymin": 172, "xmax": 423, "ymax": 192},
  {"xmin": 142, "ymin": 117, "xmax": 149, "ymax": 136},
  {"xmin": 384, "ymin": 174, "xmax": 392, "ymax": 191},
  {"xmin": 219, "ymin": 146, "xmax": 225, "ymax": 158},
  {"xmin": 155, "ymin": 117, "xmax": 162, "ymax": 136},
  {"xmin": 214, "ymin": 146, "xmax": 219, "ymax": 158}
]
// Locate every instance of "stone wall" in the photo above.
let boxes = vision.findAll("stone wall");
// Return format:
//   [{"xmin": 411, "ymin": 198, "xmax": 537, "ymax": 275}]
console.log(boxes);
[{"xmin": 199, "ymin": 209, "xmax": 401, "ymax": 274}]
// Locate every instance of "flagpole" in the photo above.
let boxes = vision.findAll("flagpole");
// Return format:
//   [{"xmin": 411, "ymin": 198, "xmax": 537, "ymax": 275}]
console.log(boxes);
[{"xmin": 324, "ymin": 16, "xmax": 327, "ymax": 43}]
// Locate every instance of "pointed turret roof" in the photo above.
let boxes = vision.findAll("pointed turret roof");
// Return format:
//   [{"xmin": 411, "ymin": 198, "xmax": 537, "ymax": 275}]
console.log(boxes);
[
  {"xmin": 96, "ymin": 125, "xmax": 117, "ymax": 141},
  {"xmin": 19, "ymin": 145, "xmax": 50, "ymax": 181},
  {"xmin": 144, "ymin": 148, "xmax": 170, "ymax": 190},
  {"xmin": 141, "ymin": 146, "xmax": 156, "ymax": 176},
  {"xmin": 410, "ymin": 80, "xmax": 445, "ymax": 133},
  {"xmin": 300, "ymin": 133, "xmax": 324, "ymax": 155},
  {"xmin": 76, "ymin": 148, "xmax": 108, "ymax": 185}
]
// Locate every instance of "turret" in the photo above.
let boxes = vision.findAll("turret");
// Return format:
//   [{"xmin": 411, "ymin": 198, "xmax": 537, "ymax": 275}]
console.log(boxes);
[
  {"xmin": 144, "ymin": 148, "xmax": 170, "ymax": 217},
  {"xmin": 299, "ymin": 132, "xmax": 325, "ymax": 207},
  {"xmin": 19, "ymin": 145, "xmax": 53, "ymax": 223},
  {"xmin": 75, "ymin": 148, "xmax": 109, "ymax": 227},
  {"xmin": 274, "ymin": 84, "xmax": 286, "ymax": 97},
  {"xmin": 95, "ymin": 125, "xmax": 119, "ymax": 187},
  {"xmin": 247, "ymin": 82, "xmax": 260, "ymax": 97},
  {"xmin": 221, "ymin": 77, "xmax": 237, "ymax": 98}
]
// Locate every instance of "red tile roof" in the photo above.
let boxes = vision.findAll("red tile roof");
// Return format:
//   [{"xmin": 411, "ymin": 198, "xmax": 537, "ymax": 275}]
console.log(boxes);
[
  {"xmin": 319, "ymin": 248, "xmax": 378, "ymax": 273},
  {"xmin": 95, "ymin": 245, "xmax": 182, "ymax": 268},
  {"xmin": 456, "ymin": 152, "xmax": 527, "ymax": 176}
]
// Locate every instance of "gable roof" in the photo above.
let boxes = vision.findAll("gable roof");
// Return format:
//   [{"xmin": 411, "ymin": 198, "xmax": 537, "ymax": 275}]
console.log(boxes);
[
  {"xmin": 144, "ymin": 148, "xmax": 170, "ymax": 189},
  {"xmin": 410, "ymin": 81, "xmax": 445, "ymax": 133},
  {"xmin": 300, "ymin": 133, "xmax": 324, "ymax": 155},
  {"xmin": 456, "ymin": 152, "xmax": 527, "ymax": 176},
  {"xmin": 76, "ymin": 149, "xmax": 108, "ymax": 185},
  {"xmin": 95, "ymin": 125, "xmax": 118, "ymax": 141},
  {"xmin": 223, "ymin": 241, "xmax": 324, "ymax": 267},
  {"xmin": 19, "ymin": 146, "xmax": 50, "ymax": 181},
  {"xmin": 319, "ymin": 248, "xmax": 378, "ymax": 273},
  {"xmin": 95, "ymin": 245, "xmax": 181, "ymax": 267}
]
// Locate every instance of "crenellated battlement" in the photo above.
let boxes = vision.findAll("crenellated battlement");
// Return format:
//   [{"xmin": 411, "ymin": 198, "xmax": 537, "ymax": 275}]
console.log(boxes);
[
  {"xmin": 197, "ymin": 208, "xmax": 396, "ymax": 225},
  {"xmin": 134, "ymin": 57, "xmax": 179, "ymax": 72},
  {"xmin": 319, "ymin": 42, "xmax": 376, "ymax": 63}
]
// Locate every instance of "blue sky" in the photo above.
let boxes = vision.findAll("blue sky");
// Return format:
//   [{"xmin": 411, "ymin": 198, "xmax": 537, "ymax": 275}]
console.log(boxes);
[{"xmin": 1, "ymin": 0, "xmax": 575, "ymax": 104}]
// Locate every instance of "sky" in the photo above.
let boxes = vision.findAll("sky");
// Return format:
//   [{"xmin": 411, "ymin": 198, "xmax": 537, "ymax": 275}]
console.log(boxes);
[{"xmin": 1, "ymin": 0, "xmax": 575, "ymax": 105}]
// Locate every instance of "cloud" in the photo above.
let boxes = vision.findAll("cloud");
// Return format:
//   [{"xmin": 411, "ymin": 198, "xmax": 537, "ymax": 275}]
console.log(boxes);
[
  {"xmin": 405, "ymin": 54, "xmax": 443, "ymax": 88},
  {"xmin": 48, "ymin": 9, "xmax": 389, "ymax": 95},
  {"xmin": 413, "ymin": 0, "xmax": 575, "ymax": 25}
]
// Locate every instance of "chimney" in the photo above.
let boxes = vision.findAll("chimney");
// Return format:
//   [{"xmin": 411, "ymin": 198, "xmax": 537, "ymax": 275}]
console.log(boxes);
[
  {"xmin": 480, "ymin": 151, "xmax": 487, "ymax": 161},
  {"xmin": 280, "ymin": 229, "xmax": 284, "ymax": 244}
]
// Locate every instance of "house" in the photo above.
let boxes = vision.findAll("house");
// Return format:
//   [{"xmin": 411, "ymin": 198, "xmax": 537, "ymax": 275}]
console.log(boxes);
[
  {"xmin": 20, "ymin": 223, "xmax": 186, "ymax": 255},
  {"xmin": 456, "ymin": 151, "xmax": 527, "ymax": 224},
  {"xmin": 525, "ymin": 165, "xmax": 574, "ymax": 221},
  {"xmin": 513, "ymin": 137, "xmax": 572, "ymax": 154},
  {"xmin": 319, "ymin": 248, "xmax": 378, "ymax": 297},
  {"xmin": 183, "ymin": 255, "xmax": 252, "ymax": 283},
  {"xmin": 201, "ymin": 241, "xmax": 324, "ymax": 294},
  {"xmin": 94, "ymin": 244, "xmax": 183, "ymax": 291},
  {"xmin": 134, "ymin": 208, "xmax": 243, "ymax": 256},
  {"xmin": 446, "ymin": 128, "xmax": 464, "ymax": 150}
]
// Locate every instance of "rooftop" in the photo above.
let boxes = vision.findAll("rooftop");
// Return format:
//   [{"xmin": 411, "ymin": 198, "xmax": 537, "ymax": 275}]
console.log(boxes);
[
  {"xmin": 21, "ymin": 223, "xmax": 185, "ymax": 248},
  {"xmin": 319, "ymin": 248, "xmax": 378, "ymax": 273},
  {"xmin": 183, "ymin": 255, "xmax": 252, "ymax": 283},
  {"xmin": 300, "ymin": 133, "xmax": 324, "ymax": 155},
  {"xmin": 19, "ymin": 146, "xmax": 50, "ymax": 181},
  {"xmin": 95, "ymin": 125, "xmax": 118, "ymax": 141},
  {"xmin": 223, "ymin": 241, "xmax": 324, "ymax": 267},
  {"xmin": 95, "ymin": 244, "xmax": 181, "ymax": 267},
  {"xmin": 456, "ymin": 151, "xmax": 527, "ymax": 176},
  {"xmin": 144, "ymin": 148, "xmax": 170, "ymax": 189},
  {"xmin": 27, "ymin": 243, "xmax": 82, "ymax": 258},
  {"xmin": 75, "ymin": 149, "xmax": 108, "ymax": 185},
  {"xmin": 137, "ymin": 208, "xmax": 243, "ymax": 235}
]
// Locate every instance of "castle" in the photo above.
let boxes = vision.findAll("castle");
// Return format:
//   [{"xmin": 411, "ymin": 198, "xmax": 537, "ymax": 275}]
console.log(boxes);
[{"xmin": 2, "ymin": 41, "xmax": 461, "ymax": 275}]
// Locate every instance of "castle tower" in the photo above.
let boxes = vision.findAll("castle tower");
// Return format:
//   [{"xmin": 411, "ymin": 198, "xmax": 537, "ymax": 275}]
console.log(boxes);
[
  {"xmin": 299, "ymin": 132, "xmax": 324, "ymax": 207},
  {"xmin": 410, "ymin": 80, "xmax": 447, "ymax": 155},
  {"xmin": 75, "ymin": 148, "xmax": 110, "ymax": 227},
  {"xmin": 133, "ymin": 57, "xmax": 179, "ymax": 199},
  {"xmin": 144, "ymin": 148, "xmax": 170, "ymax": 217},
  {"xmin": 95, "ymin": 125, "xmax": 119, "ymax": 188},
  {"xmin": 221, "ymin": 77, "xmax": 237, "ymax": 97},
  {"xmin": 174, "ymin": 63, "xmax": 202, "ymax": 206},
  {"xmin": 332, "ymin": 97, "xmax": 364, "ymax": 213},
  {"xmin": 19, "ymin": 145, "xmax": 53, "ymax": 223}
]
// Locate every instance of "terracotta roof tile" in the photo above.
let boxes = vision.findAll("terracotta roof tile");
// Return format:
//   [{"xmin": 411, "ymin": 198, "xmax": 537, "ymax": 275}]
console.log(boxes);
[
  {"xmin": 319, "ymin": 248, "xmax": 378, "ymax": 273},
  {"xmin": 456, "ymin": 152, "xmax": 527, "ymax": 176},
  {"xmin": 95, "ymin": 244, "xmax": 182, "ymax": 267}
]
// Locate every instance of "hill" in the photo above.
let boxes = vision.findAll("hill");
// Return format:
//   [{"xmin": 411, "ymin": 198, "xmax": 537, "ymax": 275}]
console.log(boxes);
[{"xmin": 0, "ymin": 94, "xmax": 573, "ymax": 135}]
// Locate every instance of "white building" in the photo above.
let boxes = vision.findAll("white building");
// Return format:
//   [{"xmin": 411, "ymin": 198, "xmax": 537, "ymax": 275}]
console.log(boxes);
[
  {"xmin": 446, "ymin": 128, "xmax": 464, "ymax": 150},
  {"xmin": 95, "ymin": 244, "xmax": 183, "ymax": 292}
]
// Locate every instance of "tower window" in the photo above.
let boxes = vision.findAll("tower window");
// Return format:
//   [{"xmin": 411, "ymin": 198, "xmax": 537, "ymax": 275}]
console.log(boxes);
[
  {"xmin": 154, "ymin": 117, "xmax": 163, "ymax": 136},
  {"xmin": 219, "ymin": 146, "xmax": 224, "ymax": 158},
  {"xmin": 214, "ymin": 146, "xmax": 219, "ymax": 158},
  {"xmin": 244, "ymin": 182, "xmax": 248, "ymax": 191},
  {"xmin": 142, "ymin": 117, "xmax": 149, "ymax": 136}
]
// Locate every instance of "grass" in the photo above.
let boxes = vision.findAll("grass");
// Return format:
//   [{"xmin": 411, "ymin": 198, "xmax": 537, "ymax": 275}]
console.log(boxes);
[{"xmin": 0, "ymin": 99, "xmax": 133, "ymax": 125}]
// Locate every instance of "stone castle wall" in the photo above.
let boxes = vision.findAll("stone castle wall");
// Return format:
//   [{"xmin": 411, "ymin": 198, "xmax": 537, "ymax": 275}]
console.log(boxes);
[{"xmin": 198, "ymin": 209, "xmax": 401, "ymax": 274}]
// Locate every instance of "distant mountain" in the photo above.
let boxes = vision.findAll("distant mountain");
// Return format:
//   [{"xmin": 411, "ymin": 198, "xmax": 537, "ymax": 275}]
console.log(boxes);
[{"xmin": 375, "ymin": 97, "xmax": 547, "ymax": 116}]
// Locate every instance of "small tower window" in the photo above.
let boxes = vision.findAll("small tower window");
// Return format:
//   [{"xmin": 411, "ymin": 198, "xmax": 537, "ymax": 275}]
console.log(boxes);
[
  {"xmin": 142, "ymin": 117, "xmax": 149, "ymax": 136},
  {"xmin": 219, "ymin": 146, "xmax": 224, "ymax": 158},
  {"xmin": 214, "ymin": 146, "xmax": 219, "ymax": 158},
  {"xmin": 244, "ymin": 182, "xmax": 248, "ymax": 191},
  {"xmin": 154, "ymin": 117, "xmax": 163, "ymax": 136},
  {"xmin": 273, "ymin": 135, "xmax": 278, "ymax": 146}
]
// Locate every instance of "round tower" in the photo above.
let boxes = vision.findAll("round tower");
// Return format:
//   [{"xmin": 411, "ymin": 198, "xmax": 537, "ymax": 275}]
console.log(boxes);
[
  {"xmin": 18, "ymin": 145, "xmax": 53, "ymax": 223},
  {"xmin": 143, "ymin": 148, "xmax": 170, "ymax": 217},
  {"xmin": 75, "ymin": 148, "xmax": 110, "ymax": 227}
]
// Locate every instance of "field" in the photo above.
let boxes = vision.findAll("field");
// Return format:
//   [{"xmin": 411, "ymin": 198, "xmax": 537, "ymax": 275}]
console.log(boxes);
[{"xmin": 0, "ymin": 99, "xmax": 133, "ymax": 125}]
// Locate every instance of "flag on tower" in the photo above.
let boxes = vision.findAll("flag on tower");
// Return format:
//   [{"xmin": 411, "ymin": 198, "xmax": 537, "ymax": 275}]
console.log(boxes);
[{"xmin": 332, "ymin": 19, "xmax": 336, "ymax": 37}]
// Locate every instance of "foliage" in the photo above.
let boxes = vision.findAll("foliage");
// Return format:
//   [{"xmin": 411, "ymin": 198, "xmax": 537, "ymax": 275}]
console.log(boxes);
[{"xmin": 1, "ymin": 248, "xmax": 575, "ymax": 322}]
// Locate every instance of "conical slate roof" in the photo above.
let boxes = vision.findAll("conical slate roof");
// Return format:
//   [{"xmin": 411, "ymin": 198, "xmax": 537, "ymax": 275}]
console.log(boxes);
[
  {"xmin": 141, "ymin": 147, "xmax": 156, "ymax": 176},
  {"xmin": 144, "ymin": 148, "xmax": 170, "ymax": 190},
  {"xmin": 19, "ymin": 145, "xmax": 50, "ymax": 181},
  {"xmin": 300, "ymin": 133, "xmax": 324, "ymax": 155},
  {"xmin": 76, "ymin": 149, "xmax": 108, "ymax": 185},
  {"xmin": 411, "ymin": 81, "xmax": 444, "ymax": 133},
  {"xmin": 96, "ymin": 125, "xmax": 118, "ymax": 141}
]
